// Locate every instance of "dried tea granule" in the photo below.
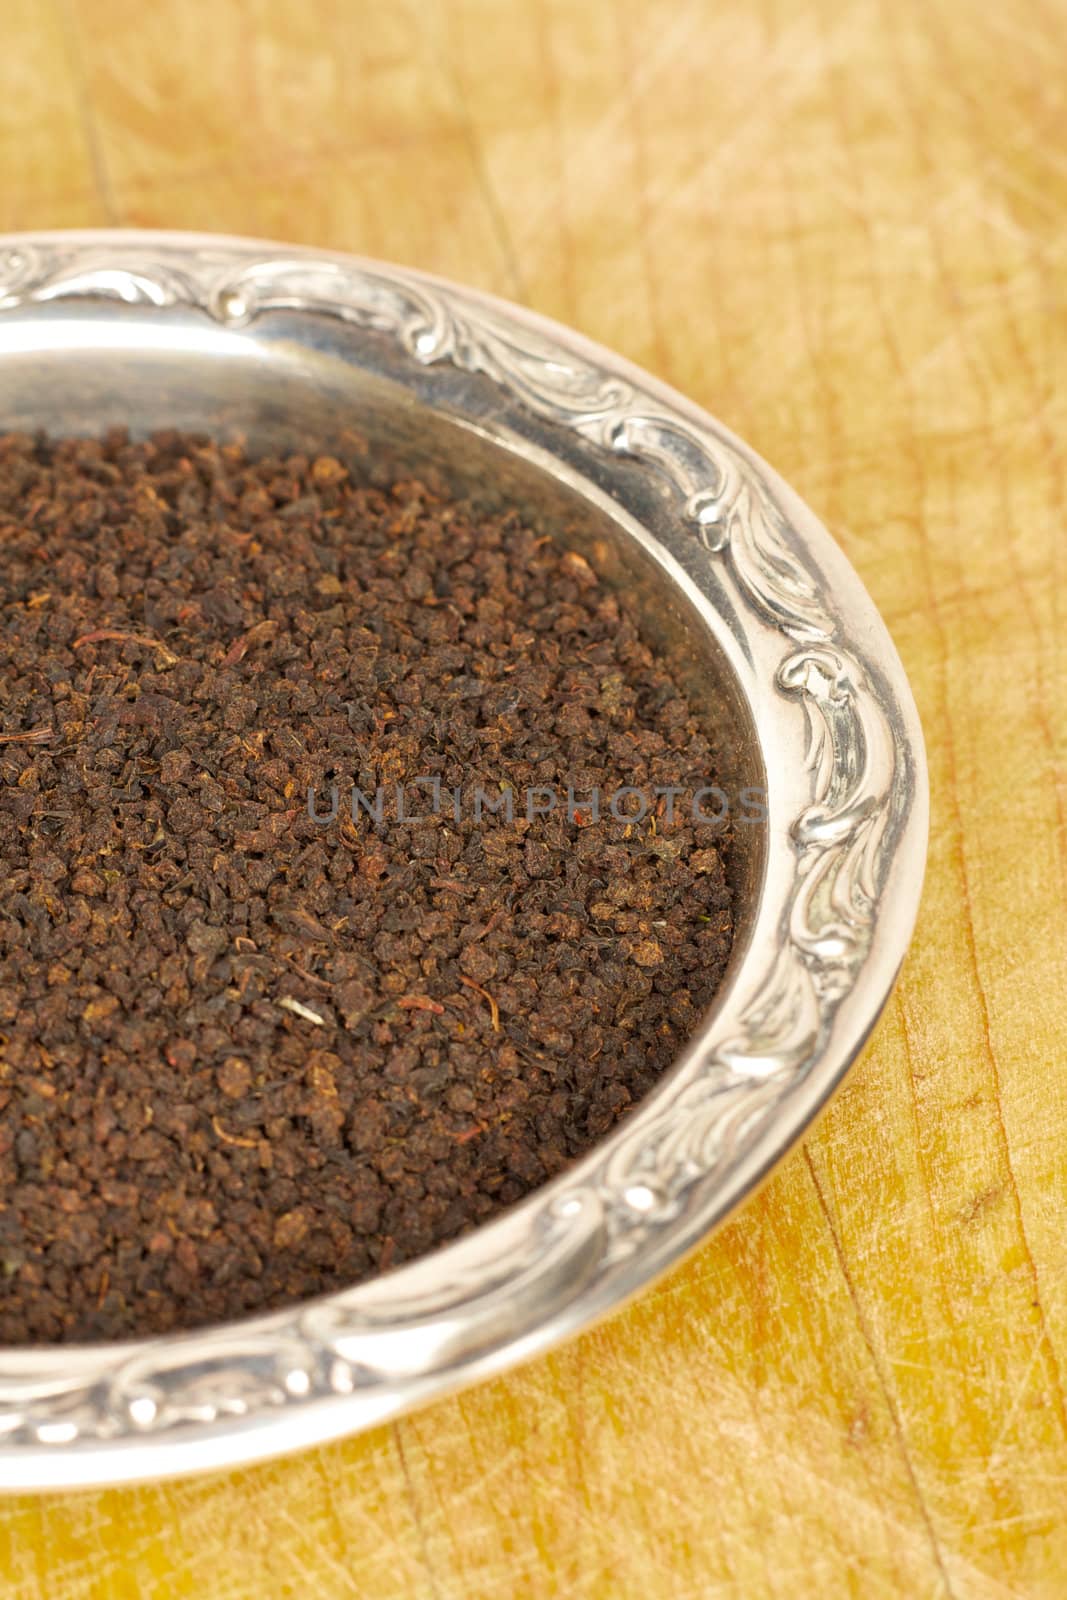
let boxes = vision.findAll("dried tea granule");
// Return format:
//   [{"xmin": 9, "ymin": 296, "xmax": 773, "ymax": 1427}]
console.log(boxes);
[{"xmin": 0, "ymin": 431, "xmax": 733, "ymax": 1342}]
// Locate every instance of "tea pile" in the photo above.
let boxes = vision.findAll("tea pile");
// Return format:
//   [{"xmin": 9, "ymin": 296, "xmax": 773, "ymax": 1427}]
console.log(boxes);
[{"xmin": 0, "ymin": 430, "xmax": 733, "ymax": 1342}]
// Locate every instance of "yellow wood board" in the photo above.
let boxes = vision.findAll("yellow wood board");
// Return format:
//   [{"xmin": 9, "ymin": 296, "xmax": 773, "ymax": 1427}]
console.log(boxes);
[{"xmin": 0, "ymin": 0, "xmax": 1064, "ymax": 1593}]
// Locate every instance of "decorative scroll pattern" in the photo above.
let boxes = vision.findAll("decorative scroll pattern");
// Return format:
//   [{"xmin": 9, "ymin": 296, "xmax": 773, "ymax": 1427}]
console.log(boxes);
[{"xmin": 0, "ymin": 240, "xmax": 905, "ymax": 1451}]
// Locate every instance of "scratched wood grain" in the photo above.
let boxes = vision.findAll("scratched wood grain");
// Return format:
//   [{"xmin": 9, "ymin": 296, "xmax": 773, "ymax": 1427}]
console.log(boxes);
[{"xmin": 0, "ymin": 0, "xmax": 1064, "ymax": 1594}]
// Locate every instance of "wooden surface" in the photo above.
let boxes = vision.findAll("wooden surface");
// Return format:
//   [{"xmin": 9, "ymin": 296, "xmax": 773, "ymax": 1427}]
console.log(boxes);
[{"xmin": 1, "ymin": 0, "xmax": 1064, "ymax": 1594}]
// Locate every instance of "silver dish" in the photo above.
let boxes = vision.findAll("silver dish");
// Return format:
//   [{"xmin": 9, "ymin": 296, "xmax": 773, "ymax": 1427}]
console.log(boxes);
[{"xmin": 0, "ymin": 231, "xmax": 927, "ymax": 1488}]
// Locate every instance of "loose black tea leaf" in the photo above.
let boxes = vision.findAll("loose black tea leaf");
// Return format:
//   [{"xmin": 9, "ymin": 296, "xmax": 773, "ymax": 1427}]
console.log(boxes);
[{"xmin": 0, "ymin": 429, "xmax": 734, "ymax": 1343}]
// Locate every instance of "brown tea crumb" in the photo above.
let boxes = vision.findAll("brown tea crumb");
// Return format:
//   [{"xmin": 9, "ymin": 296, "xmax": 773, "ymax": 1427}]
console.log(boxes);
[{"xmin": 0, "ymin": 429, "xmax": 734, "ymax": 1343}]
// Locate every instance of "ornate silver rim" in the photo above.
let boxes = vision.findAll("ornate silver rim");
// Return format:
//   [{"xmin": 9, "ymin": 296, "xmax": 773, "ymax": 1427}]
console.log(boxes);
[{"xmin": 0, "ymin": 232, "xmax": 928, "ymax": 1488}]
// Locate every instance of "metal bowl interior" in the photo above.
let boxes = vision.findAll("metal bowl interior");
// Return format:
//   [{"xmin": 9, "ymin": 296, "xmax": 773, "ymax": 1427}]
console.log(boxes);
[
  {"xmin": 0, "ymin": 233, "xmax": 927, "ymax": 1488},
  {"xmin": 3, "ymin": 296, "xmax": 766, "ymax": 914}
]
